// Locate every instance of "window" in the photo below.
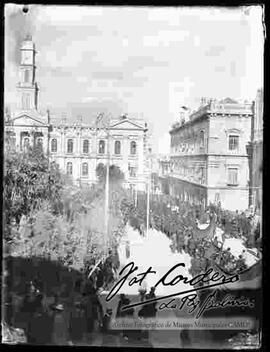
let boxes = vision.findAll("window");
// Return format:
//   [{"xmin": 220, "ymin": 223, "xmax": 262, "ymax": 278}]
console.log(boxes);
[
  {"xmin": 99, "ymin": 140, "xmax": 105, "ymax": 154},
  {"xmin": 229, "ymin": 135, "xmax": 239, "ymax": 151},
  {"xmin": 129, "ymin": 166, "xmax": 137, "ymax": 177},
  {"xmin": 130, "ymin": 141, "xmax": 137, "ymax": 155},
  {"xmin": 51, "ymin": 139, "xmax": 57, "ymax": 152},
  {"xmin": 37, "ymin": 138, "xmax": 43, "ymax": 148},
  {"xmin": 83, "ymin": 140, "xmax": 89, "ymax": 154},
  {"xmin": 199, "ymin": 131, "xmax": 205, "ymax": 147},
  {"xmin": 23, "ymin": 137, "xmax": 29, "ymax": 150},
  {"xmin": 227, "ymin": 168, "xmax": 238, "ymax": 185},
  {"xmin": 24, "ymin": 70, "xmax": 30, "ymax": 83},
  {"xmin": 199, "ymin": 167, "xmax": 205, "ymax": 184},
  {"xmin": 114, "ymin": 140, "xmax": 121, "ymax": 155},
  {"xmin": 67, "ymin": 139, "xmax": 73, "ymax": 153},
  {"xmin": 67, "ymin": 162, "xmax": 73, "ymax": 175},
  {"xmin": 82, "ymin": 162, "xmax": 88, "ymax": 176}
]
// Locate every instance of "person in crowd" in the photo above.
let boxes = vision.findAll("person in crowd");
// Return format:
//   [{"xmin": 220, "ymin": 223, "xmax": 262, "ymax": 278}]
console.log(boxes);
[
  {"xmin": 188, "ymin": 235, "xmax": 196, "ymax": 256},
  {"xmin": 101, "ymin": 308, "xmax": 113, "ymax": 334},
  {"xmin": 224, "ymin": 257, "xmax": 236, "ymax": 273},
  {"xmin": 101, "ymin": 308, "xmax": 117, "ymax": 346},
  {"xmin": 183, "ymin": 233, "xmax": 189, "ymax": 252},
  {"xmin": 68, "ymin": 301, "xmax": 86, "ymax": 345},
  {"xmin": 116, "ymin": 295, "xmax": 134, "ymax": 341},
  {"xmin": 91, "ymin": 287, "xmax": 103, "ymax": 333},
  {"xmin": 241, "ymin": 249, "xmax": 248, "ymax": 262},
  {"xmin": 82, "ymin": 292, "xmax": 94, "ymax": 340},
  {"xmin": 28, "ymin": 303, "xmax": 53, "ymax": 345},
  {"xmin": 20, "ymin": 285, "xmax": 43, "ymax": 340},
  {"xmin": 96, "ymin": 267, "xmax": 104, "ymax": 289},
  {"xmin": 223, "ymin": 247, "xmax": 233, "ymax": 264},
  {"xmin": 235, "ymin": 255, "xmax": 247, "ymax": 273},
  {"xmin": 145, "ymin": 287, "xmax": 157, "ymax": 318},
  {"xmin": 51, "ymin": 303, "xmax": 70, "ymax": 345},
  {"xmin": 116, "ymin": 294, "xmax": 129, "ymax": 318},
  {"xmin": 138, "ymin": 287, "xmax": 147, "ymax": 302}
]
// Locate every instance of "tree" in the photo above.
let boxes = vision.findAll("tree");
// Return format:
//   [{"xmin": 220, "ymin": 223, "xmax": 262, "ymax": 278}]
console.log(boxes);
[
  {"xmin": 96, "ymin": 163, "xmax": 125, "ymax": 184},
  {"xmin": 4, "ymin": 144, "xmax": 64, "ymax": 240}
]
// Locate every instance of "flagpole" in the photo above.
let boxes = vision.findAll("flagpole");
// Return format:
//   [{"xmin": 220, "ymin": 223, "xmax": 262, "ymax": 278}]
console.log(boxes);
[{"xmin": 146, "ymin": 152, "xmax": 151, "ymax": 238}]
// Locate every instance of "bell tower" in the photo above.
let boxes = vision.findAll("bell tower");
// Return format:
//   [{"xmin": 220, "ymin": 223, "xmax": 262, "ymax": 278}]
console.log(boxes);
[{"xmin": 17, "ymin": 34, "xmax": 39, "ymax": 111}]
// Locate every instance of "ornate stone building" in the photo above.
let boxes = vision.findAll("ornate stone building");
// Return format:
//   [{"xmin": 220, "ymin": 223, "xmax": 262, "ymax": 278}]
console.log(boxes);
[
  {"xmin": 5, "ymin": 36, "xmax": 148, "ymax": 191},
  {"xmin": 248, "ymin": 88, "xmax": 263, "ymax": 214},
  {"xmin": 169, "ymin": 98, "xmax": 254, "ymax": 211}
]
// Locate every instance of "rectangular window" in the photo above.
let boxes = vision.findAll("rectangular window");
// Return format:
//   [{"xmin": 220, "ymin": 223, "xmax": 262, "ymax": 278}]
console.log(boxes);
[
  {"xmin": 129, "ymin": 166, "xmax": 137, "ymax": 177},
  {"xmin": 83, "ymin": 140, "xmax": 89, "ymax": 154},
  {"xmin": 67, "ymin": 139, "xmax": 73, "ymax": 153},
  {"xmin": 227, "ymin": 168, "xmax": 238, "ymax": 185},
  {"xmin": 82, "ymin": 163, "xmax": 88, "ymax": 176},
  {"xmin": 229, "ymin": 135, "xmax": 239, "ymax": 151}
]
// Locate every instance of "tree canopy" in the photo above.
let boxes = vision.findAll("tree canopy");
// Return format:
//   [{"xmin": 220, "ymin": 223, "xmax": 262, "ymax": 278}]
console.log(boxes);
[{"xmin": 4, "ymin": 145, "xmax": 64, "ymax": 239}]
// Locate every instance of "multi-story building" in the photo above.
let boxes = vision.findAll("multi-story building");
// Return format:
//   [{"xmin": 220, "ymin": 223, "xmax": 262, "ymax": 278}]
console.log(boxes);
[
  {"xmin": 5, "ymin": 36, "xmax": 148, "ymax": 191},
  {"xmin": 169, "ymin": 98, "xmax": 254, "ymax": 211},
  {"xmin": 248, "ymin": 88, "xmax": 263, "ymax": 214}
]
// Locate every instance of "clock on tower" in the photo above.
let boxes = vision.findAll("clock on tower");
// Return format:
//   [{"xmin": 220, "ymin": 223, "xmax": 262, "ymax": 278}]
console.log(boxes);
[{"xmin": 21, "ymin": 50, "xmax": 34, "ymax": 65}]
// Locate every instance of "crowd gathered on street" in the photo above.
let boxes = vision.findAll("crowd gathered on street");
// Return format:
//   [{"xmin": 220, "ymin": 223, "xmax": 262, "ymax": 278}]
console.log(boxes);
[
  {"xmin": 124, "ymin": 193, "xmax": 261, "ymax": 278},
  {"xmin": 4, "ymin": 192, "xmax": 261, "ymax": 345}
]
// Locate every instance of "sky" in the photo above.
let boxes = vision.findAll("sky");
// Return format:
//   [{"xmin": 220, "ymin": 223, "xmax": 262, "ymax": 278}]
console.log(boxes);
[{"xmin": 5, "ymin": 4, "xmax": 264, "ymax": 153}]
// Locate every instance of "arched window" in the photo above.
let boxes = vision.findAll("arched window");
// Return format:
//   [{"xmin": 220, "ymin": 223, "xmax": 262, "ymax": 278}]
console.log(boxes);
[
  {"xmin": 199, "ymin": 131, "xmax": 205, "ymax": 147},
  {"xmin": 82, "ymin": 162, "xmax": 88, "ymax": 176},
  {"xmin": 67, "ymin": 139, "xmax": 73, "ymax": 153},
  {"xmin": 37, "ymin": 138, "xmax": 43, "ymax": 147},
  {"xmin": 99, "ymin": 140, "xmax": 105, "ymax": 154},
  {"xmin": 24, "ymin": 70, "xmax": 30, "ymax": 83},
  {"xmin": 114, "ymin": 140, "xmax": 121, "ymax": 155},
  {"xmin": 130, "ymin": 141, "xmax": 137, "ymax": 155},
  {"xmin": 83, "ymin": 140, "xmax": 89, "ymax": 154},
  {"xmin": 67, "ymin": 162, "xmax": 73, "ymax": 175},
  {"xmin": 51, "ymin": 138, "xmax": 57, "ymax": 152}
]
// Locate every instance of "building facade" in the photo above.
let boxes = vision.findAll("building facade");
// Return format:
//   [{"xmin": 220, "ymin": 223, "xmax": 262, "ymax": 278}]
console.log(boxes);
[
  {"xmin": 169, "ymin": 98, "xmax": 254, "ymax": 211},
  {"xmin": 5, "ymin": 36, "xmax": 148, "ymax": 191},
  {"xmin": 249, "ymin": 88, "xmax": 263, "ymax": 214}
]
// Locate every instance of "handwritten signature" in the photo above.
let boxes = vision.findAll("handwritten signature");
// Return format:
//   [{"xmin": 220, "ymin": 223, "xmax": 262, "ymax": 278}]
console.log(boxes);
[
  {"xmin": 105, "ymin": 262, "xmax": 240, "ymax": 313},
  {"xmin": 158, "ymin": 290, "xmax": 254, "ymax": 318}
]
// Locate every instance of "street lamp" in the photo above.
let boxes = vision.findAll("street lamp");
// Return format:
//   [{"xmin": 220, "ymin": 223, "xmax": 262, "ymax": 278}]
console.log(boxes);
[{"xmin": 146, "ymin": 148, "xmax": 152, "ymax": 238}]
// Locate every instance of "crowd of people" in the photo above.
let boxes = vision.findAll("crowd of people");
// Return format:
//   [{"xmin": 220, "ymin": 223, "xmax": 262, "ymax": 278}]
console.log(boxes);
[
  {"xmin": 8, "ymin": 277, "xmax": 105, "ymax": 345},
  {"xmin": 123, "ymin": 194, "xmax": 261, "ymax": 279},
  {"xmin": 5, "ymin": 193, "xmax": 261, "ymax": 345}
]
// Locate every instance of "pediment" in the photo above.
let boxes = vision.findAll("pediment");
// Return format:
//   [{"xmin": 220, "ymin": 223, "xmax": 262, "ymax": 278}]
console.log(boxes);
[
  {"xmin": 224, "ymin": 128, "xmax": 242, "ymax": 136},
  {"xmin": 110, "ymin": 119, "xmax": 145, "ymax": 130},
  {"xmin": 12, "ymin": 112, "xmax": 47, "ymax": 127}
]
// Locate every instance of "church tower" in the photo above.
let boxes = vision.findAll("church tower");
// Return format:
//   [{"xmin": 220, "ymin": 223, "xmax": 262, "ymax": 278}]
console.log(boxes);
[{"xmin": 17, "ymin": 34, "xmax": 39, "ymax": 111}]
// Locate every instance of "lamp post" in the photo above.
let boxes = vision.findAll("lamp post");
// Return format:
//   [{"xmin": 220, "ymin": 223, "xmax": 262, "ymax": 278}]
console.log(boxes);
[
  {"xmin": 88, "ymin": 113, "xmax": 111, "ymax": 279},
  {"xmin": 104, "ymin": 119, "xmax": 111, "ymax": 246},
  {"xmin": 146, "ymin": 149, "xmax": 152, "ymax": 238}
]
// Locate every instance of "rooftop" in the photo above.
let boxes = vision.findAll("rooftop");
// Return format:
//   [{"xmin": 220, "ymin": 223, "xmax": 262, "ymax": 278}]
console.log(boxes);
[{"xmin": 170, "ymin": 97, "xmax": 253, "ymax": 134}]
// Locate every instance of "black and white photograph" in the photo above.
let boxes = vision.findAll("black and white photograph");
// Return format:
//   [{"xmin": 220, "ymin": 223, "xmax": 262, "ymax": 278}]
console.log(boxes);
[{"xmin": 2, "ymin": 3, "xmax": 264, "ymax": 348}]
